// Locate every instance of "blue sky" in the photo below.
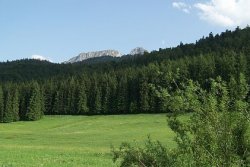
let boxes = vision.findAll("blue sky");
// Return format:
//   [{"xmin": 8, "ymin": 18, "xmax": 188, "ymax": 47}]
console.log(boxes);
[{"xmin": 0, "ymin": 0, "xmax": 249, "ymax": 63}]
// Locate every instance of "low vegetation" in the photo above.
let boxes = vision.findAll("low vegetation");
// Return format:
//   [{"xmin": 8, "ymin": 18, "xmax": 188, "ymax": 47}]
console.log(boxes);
[
  {"xmin": 0, "ymin": 114, "xmax": 177, "ymax": 167},
  {"xmin": 113, "ymin": 75, "xmax": 250, "ymax": 166}
]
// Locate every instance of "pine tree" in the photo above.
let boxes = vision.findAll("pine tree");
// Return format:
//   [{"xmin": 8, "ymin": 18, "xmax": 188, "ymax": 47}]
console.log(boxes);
[
  {"xmin": 94, "ymin": 87, "xmax": 102, "ymax": 114},
  {"xmin": 138, "ymin": 80, "xmax": 150, "ymax": 112},
  {"xmin": 101, "ymin": 77, "xmax": 110, "ymax": 114},
  {"xmin": 0, "ymin": 85, "xmax": 4, "ymax": 122},
  {"xmin": 66, "ymin": 78, "xmax": 77, "ymax": 114},
  {"xmin": 43, "ymin": 82, "xmax": 54, "ymax": 115},
  {"xmin": 108, "ymin": 75, "xmax": 118, "ymax": 114},
  {"xmin": 3, "ymin": 90, "xmax": 13, "ymax": 123},
  {"xmin": 116, "ymin": 77, "xmax": 128, "ymax": 114},
  {"xmin": 18, "ymin": 84, "xmax": 31, "ymax": 120},
  {"xmin": 26, "ymin": 82, "xmax": 43, "ymax": 121},
  {"xmin": 12, "ymin": 88, "xmax": 20, "ymax": 122},
  {"xmin": 77, "ymin": 85, "xmax": 89, "ymax": 114},
  {"xmin": 52, "ymin": 91, "xmax": 61, "ymax": 115}
]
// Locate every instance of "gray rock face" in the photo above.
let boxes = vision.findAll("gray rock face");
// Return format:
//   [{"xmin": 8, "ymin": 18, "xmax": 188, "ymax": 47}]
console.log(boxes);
[
  {"xmin": 65, "ymin": 50, "xmax": 122, "ymax": 63},
  {"xmin": 64, "ymin": 47, "xmax": 149, "ymax": 63},
  {"xmin": 129, "ymin": 47, "xmax": 148, "ymax": 55}
]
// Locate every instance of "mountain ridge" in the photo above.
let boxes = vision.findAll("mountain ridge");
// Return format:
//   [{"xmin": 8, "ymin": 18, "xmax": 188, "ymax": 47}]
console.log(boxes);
[
  {"xmin": 64, "ymin": 47, "xmax": 148, "ymax": 63},
  {"xmin": 64, "ymin": 50, "xmax": 122, "ymax": 64}
]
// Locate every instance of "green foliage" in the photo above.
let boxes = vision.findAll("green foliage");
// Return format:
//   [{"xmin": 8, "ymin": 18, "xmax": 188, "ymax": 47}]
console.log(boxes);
[
  {"xmin": 0, "ymin": 85, "xmax": 3, "ymax": 122},
  {"xmin": 26, "ymin": 82, "xmax": 44, "ymax": 121},
  {"xmin": 93, "ymin": 84, "xmax": 102, "ymax": 114},
  {"xmin": 112, "ymin": 137, "xmax": 174, "ymax": 167},
  {"xmin": 12, "ymin": 88, "xmax": 19, "ymax": 122},
  {"xmin": 3, "ymin": 91, "xmax": 13, "ymax": 123},
  {"xmin": 77, "ymin": 85, "xmax": 89, "ymax": 114},
  {"xmin": 116, "ymin": 77, "xmax": 129, "ymax": 114},
  {"xmin": 113, "ymin": 75, "xmax": 250, "ymax": 167},
  {"xmin": 168, "ymin": 76, "xmax": 249, "ymax": 166}
]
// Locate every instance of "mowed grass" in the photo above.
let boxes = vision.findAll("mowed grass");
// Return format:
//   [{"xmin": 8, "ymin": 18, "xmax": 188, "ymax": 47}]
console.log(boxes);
[{"xmin": 0, "ymin": 114, "xmax": 178, "ymax": 167}]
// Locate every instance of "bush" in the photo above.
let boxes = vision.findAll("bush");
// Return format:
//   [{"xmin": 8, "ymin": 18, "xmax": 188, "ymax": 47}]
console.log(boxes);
[{"xmin": 112, "ymin": 76, "xmax": 250, "ymax": 167}]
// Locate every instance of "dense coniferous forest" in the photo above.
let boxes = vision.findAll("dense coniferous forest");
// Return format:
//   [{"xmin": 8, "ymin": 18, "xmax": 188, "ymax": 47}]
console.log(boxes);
[{"xmin": 0, "ymin": 27, "xmax": 250, "ymax": 123}]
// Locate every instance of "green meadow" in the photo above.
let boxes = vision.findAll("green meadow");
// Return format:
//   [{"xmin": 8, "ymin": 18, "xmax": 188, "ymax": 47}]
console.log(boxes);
[{"xmin": 0, "ymin": 114, "xmax": 178, "ymax": 167}]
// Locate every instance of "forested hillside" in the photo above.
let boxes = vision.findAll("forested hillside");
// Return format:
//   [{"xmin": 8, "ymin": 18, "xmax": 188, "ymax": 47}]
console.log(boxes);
[{"xmin": 0, "ymin": 27, "xmax": 250, "ymax": 123}]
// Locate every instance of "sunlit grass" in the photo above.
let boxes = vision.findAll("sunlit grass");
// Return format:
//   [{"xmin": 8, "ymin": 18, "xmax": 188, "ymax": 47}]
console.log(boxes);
[{"xmin": 0, "ymin": 114, "xmax": 178, "ymax": 167}]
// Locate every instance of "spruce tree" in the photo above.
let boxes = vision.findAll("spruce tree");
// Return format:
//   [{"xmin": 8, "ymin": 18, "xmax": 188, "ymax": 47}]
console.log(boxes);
[
  {"xmin": 18, "ymin": 84, "xmax": 30, "ymax": 120},
  {"xmin": 101, "ymin": 79, "xmax": 110, "ymax": 114},
  {"xmin": 94, "ymin": 87, "xmax": 102, "ymax": 114},
  {"xmin": 52, "ymin": 91, "xmax": 61, "ymax": 115},
  {"xmin": 116, "ymin": 77, "xmax": 128, "ymax": 114},
  {"xmin": 26, "ymin": 82, "xmax": 43, "ymax": 121},
  {"xmin": 3, "ymin": 91, "xmax": 13, "ymax": 123},
  {"xmin": 0, "ymin": 85, "xmax": 4, "ymax": 122},
  {"xmin": 138, "ymin": 80, "xmax": 150, "ymax": 112},
  {"xmin": 108, "ymin": 75, "xmax": 118, "ymax": 114},
  {"xmin": 77, "ymin": 85, "xmax": 89, "ymax": 114},
  {"xmin": 66, "ymin": 78, "xmax": 77, "ymax": 114},
  {"xmin": 12, "ymin": 88, "xmax": 20, "ymax": 122}
]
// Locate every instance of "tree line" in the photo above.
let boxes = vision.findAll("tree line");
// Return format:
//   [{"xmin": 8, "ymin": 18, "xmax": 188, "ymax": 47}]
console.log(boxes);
[
  {"xmin": 0, "ymin": 82, "xmax": 43, "ymax": 123},
  {"xmin": 0, "ymin": 27, "xmax": 250, "ymax": 83},
  {"xmin": 0, "ymin": 51, "xmax": 249, "ymax": 123},
  {"xmin": 0, "ymin": 27, "xmax": 250, "ymax": 123}
]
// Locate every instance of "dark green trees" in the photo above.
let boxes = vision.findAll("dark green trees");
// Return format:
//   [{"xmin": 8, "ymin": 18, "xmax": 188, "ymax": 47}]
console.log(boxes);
[
  {"xmin": 116, "ymin": 77, "xmax": 129, "ymax": 114},
  {"xmin": 52, "ymin": 91, "xmax": 62, "ymax": 115},
  {"xmin": 77, "ymin": 84, "xmax": 89, "ymax": 114},
  {"xmin": 138, "ymin": 80, "xmax": 150, "ymax": 113},
  {"xmin": 1, "ymin": 85, "xmax": 20, "ymax": 123},
  {"xmin": 0, "ymin": 82, "xmax": 45, "ymax": 123},
  {"xmin": 0, "ymin": 27, "xmax": 250, "ymax": 123},
  {"xmin": 90, "ymin": 82, "xmax": 102, "ymax": 114},
  {"xmin": 3, "ymin": 90, "xmax": 13, "ymax": 123},
  {"xmin": 0, "ymin": 85, "xmax": 3, "ymax": 122},
  {"xmin": 26, "ymin": 82, "xmax": 43, "ymax": 121},
  {"xmin": 66, "ymin": 78, "xmax": 77, "ymax": 114},
  {"xmin": 12, "ymin": 88, "xmax": 20, "ymax": 122}
]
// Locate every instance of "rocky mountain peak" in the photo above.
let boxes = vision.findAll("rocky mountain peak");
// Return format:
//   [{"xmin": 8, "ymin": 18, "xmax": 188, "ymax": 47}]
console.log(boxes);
[
  {"xmin": 64, "ymin": 47, "xmax": 149, "ymax": 64},
  {"xmin": 65, "ymin": 50, "xmax": 122, "ymax": 63},
  {"xmin": 129, "ymin": 47, "xmax": 148, "ymax": 55}
]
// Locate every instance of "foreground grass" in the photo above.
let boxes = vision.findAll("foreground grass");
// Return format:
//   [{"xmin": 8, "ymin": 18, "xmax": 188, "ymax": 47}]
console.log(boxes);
[{"xmin": 0, "ymin": 114, "xmax": 178, "ymax": 167}]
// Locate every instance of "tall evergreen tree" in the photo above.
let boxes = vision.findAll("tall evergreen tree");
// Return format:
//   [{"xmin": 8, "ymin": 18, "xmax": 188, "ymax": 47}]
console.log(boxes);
[
  {"xmin": 12, "ymin": 88, "xmax": 20, "ymax": 122},
  {"xmin": 116, "ymin": 77, "xmax": 128, "ymax": 113},
  {"xmin": 94, "ymin": 86, "xmax": 102, "ymax": 114},
  {"xmin": 66, "ymin": 78, "xmax": 77, "ymax": 114},
  {"xmin": 26, "ymin": 82, "xmax": 43, "ymax": 121},
  {"xmin": 3, "ymin": 90, "xmax": 13, "ymax": 123},
  {"xmin": 138, "ymin": 80, "xmax": 150, "ymax": 112},
  {"xmin": 52, "ymin": 91, "xmax": 61, "ymax": 115},
  {"xmin": 101, "ymin": 75, "xmax": 111, "ymax": 114},
  {"xmin": 77, "ymin": 84, "xmax": 89, "ymax": 114},
  {"xmin": 0, "ymin": 85, "xmax": 4, "ymax": 122},
  {"xmin": 108, "ymin": 75, "xmax": 118, "ymax": 114}
]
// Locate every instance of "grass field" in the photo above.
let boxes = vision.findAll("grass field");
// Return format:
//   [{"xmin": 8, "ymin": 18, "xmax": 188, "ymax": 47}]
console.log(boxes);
[{"xmin": 0, "ymin": 114, "xmax": 178, "ymax": 167}]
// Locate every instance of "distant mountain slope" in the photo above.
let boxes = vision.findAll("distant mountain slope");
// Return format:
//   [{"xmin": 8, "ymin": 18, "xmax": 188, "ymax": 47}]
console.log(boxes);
[
  {"xmin": 65, "ymin": 50, "xmax": 122, "ymax": 63},
  {"xmin": 64, "ymin": 47, "xmax": 148, "ymax": 64}
]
